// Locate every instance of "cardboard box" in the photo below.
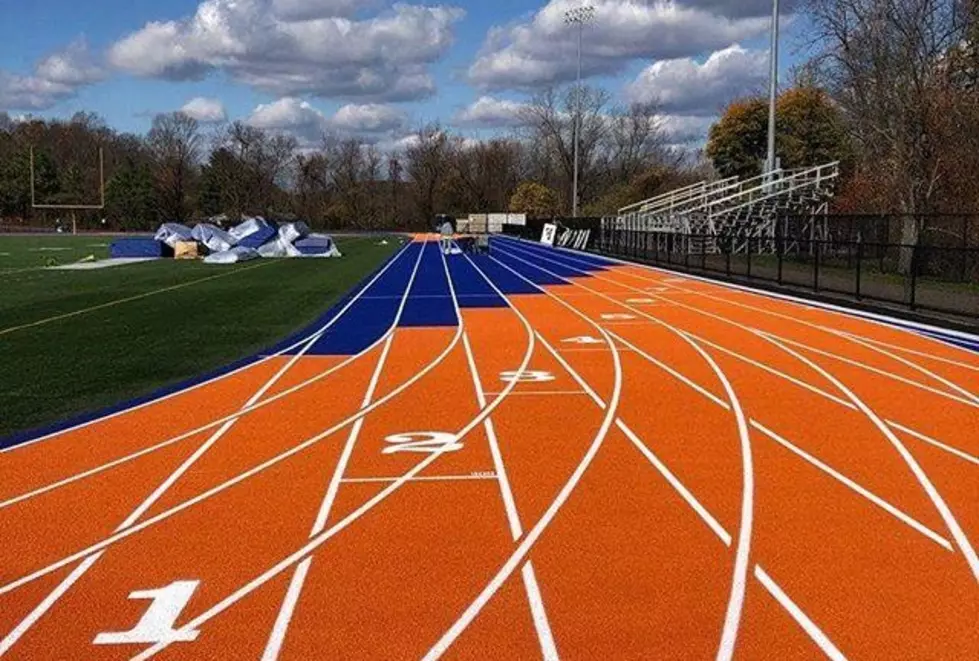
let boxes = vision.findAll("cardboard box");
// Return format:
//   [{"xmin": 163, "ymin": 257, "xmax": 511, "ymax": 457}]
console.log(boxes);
[{"xmin": 174, "ymin": 241, "xmax": 200, "ymax": 260}]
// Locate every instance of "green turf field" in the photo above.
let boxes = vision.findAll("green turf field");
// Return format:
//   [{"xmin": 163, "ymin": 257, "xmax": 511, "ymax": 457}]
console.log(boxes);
[
  {"xmin": 0, "ymin": 234, "xmax": 131, "ymax": 271},
  {"xmin": 0, "ymin": 234, "xmax": 402, "ymax": 438}
]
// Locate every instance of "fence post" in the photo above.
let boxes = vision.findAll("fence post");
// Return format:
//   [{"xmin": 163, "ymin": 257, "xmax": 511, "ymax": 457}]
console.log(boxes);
[
  {"xmin": 813, "ymin": 239, "xmax": 821, "ymax": 293},
  {"xmin": 777, "ymin": 233, "xmax": 784, "ymax": 285},
  {"xmin": 909, "ymin": 243, "xmax": 919, "ymax": 309},
  {"xmin": 962, "ymin": 216, "xmax": 970, "ymax": 283},
  {"xmin": 746, "ymin": 237, "xmax": 753, "ymax": 278},
  {"xmin": 855, "ymin": 237, "xmax": 863, "ymax": 299}
]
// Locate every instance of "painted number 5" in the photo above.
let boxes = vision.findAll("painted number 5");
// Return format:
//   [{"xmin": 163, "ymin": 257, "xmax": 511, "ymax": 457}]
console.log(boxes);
[{"xmin": 94, "ymin": 580, "xmax": 200, "ymax": 645}]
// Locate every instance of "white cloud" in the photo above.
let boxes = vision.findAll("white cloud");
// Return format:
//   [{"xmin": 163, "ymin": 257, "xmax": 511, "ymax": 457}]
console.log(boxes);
[
  {"xmin": 271, "ymin": 0, "xmax": 366, "ymax": 22},
  {"xmin": 180, "ymin": 96, "xmax": 227, "ymax": 122},
  {"xmin": 657, "ymin": 114, "xmax": 716, "ymax": 144},
  {"xmin": 108, "ymin": 0, "xmax": 464, "ymax": 102},
  {"xmin": 247, "ymin": 97, "xmax": 408, "ymax": 143},
  {"xmin": 627, "ymin": 44, "xmax": 769, "ymax": 114},
  {"xmin": 0, "ymin": 39, "xmax": 104, "ymax": 111},
  {"xmin": 468, "ymin": 0, "xmax": 771, "ymax": 90},
  {"xmin": 453, "ymin": 96, "xmax": 529, "ymax": 128},
  {"xmin": 330, "ymin": 103, "xmax": 407, "ymax": 133}
]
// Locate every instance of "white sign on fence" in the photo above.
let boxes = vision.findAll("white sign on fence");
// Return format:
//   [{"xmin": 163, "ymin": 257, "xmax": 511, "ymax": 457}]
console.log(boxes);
[{"xmin": 540, "ymin": 223, "xmax": 558, "ymax": 246}]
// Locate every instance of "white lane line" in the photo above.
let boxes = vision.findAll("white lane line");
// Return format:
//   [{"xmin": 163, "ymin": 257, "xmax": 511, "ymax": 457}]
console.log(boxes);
[
  {"xmin": 0, "ymin": 263, "xmax": 393, "ymax": 654},
  {"xmin": 841, "ymin": 332, "xmax": 979, "ymax": 406},
  {"xmin": 612, "ymin": 329, "xmax": 953, "ymax": 548},
  {"xmin": 839, "ymin": 333, "xmax": 979, "ymax": 373},
  {"xmin": 537, "ymin": 342, "xmax": 851, "ymax": 661},
  {"xmin": 505, "ymin": 239, "xmax": 979, "ymax": 398},
  {"xmin": 528, "ymin": 236, "xmax": 979, "ymax": 368},
  {"xmin": 753, "ymin": 566, "xmax": 849, "ymax": 661},
  {"xmin": 501, "ymin": 243, "xmax": 957, "ymax": 547},
  {"xmin": 495, "ymin": 245, "xmax": 757, "ymax": 661},
  {"xmin": 483, "ymin": 390, "xmax": 588, "ymax": 397},
  {"xmin": 421, "ymin": 253, "xmax": 624, "ymax": 661},
  {"xmin": 0, "ymin": 251, "xmax": 426, "ymax": 511},
  {"xmin": 535, "ymin": 331, "xmax": 733, "ymax": 547},
  {"xmin": 504, "ymin": 241, "xmax": 979, "ymax": 466},
  {"xmin": 130, "ymin": 246, "xmax": 537, "ymax": 660},
  {"xmin": 462, "ymin": 329, "xmax": 559, "ymax": 661},
  {"xmin": 453, "ymin": 243, "xmax": 559, "ymax": 660},
  {"xmin": 886, "ymin": 421, "xmax": 979, "ymax": 467},
  {"xmin": 0, "ymin": 286, "xmax": 462, "ymax": 598},
  {"xmin": 751, "ymin": 421, "xmax": 952, "ymax": 550},
  {"xmin": 261, "ymin": 333, "xmax": 396, "ymax": 661},
  {"xmin": 503, "ymin": 240, "xmax": 979, "ymax": 410},
  {"xmin": 754, "ymin": 330, "xmax": 979, "ymax": 583},
  {"xmin": 0, "ymin": 242, "xmax": 413, "ymax": 456},
  {"xmin": 340, "ymin": 474, "xmax": 499, "ymax": 484},
  {"xmin": 495, "ymin": 240, "xmax": 853, "ymax": 659},
  {"xmin": 771, "ymin": 335, "xmax": 979, "ymax": 409}
]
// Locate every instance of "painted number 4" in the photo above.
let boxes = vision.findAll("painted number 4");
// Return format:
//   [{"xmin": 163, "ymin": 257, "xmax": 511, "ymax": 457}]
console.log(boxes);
[{"xmin": 94, "ymin": 580, "xmax": 200, "ymax": 645}]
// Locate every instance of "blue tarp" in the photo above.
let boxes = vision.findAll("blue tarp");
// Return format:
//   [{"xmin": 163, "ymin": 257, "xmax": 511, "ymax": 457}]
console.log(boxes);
[{"xmin": 110, "ymin": 238, "xmax": 169, "ymax": 258}]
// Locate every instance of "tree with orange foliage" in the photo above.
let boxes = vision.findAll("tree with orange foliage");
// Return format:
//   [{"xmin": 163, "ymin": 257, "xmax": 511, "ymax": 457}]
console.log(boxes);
[{"xmin": 706, "ymin": 87, "xmax": 851, "ymax": 180}]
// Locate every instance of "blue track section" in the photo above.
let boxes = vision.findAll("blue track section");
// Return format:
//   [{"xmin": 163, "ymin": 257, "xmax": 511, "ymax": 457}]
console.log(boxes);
[
  {"xmin": 446, "ymin": 254, "xmax": 508, "ymax": 308},
  {"xmin": 297, "ymin": 242, "xmax": 424, "ymax": 356},
  {"xmin": 495, "ymin": 236, "xmax": 611, "ymax": 271},
  {"xmin": 491, "ymin": 247, "xmax": 576, "ymax": 283},
  {"xmin": 399, "ymin": 242, "xmax": 459, "ymax": 327}
]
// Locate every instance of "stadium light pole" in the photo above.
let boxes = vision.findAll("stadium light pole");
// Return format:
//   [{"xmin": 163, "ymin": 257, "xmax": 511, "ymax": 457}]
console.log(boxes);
[
  {"xmin": 765, "ymin": 0, "xmax": 781, "ymax": 181},
  {"xmin": 565, "ymin": 4, "xmax": 595, "ymax": 219}
]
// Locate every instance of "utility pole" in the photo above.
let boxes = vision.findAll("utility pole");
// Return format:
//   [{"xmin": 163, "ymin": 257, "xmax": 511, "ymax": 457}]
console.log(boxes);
[
  {"xmin": 565, "ymin": 4, "xmax": 595, "ymax": 218},
  {"xmin": 765, "ymin": 0, "xmax": 781, "ymax": 181}
]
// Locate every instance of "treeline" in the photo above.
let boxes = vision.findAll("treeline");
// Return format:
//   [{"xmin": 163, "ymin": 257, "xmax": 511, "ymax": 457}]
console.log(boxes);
[{"xmin": 0, "ymin": 88, "xmax": 703, "ymax": 232}]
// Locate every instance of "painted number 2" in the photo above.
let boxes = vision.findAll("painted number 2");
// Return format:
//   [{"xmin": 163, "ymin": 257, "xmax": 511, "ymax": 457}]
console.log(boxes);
[
  {"xmin": 94, "ymin": 580, "xmax": 200, "ymax": 645},
  {"xmin": 383, "ymin": 432, "xmax": 463, "ymax": 455}
]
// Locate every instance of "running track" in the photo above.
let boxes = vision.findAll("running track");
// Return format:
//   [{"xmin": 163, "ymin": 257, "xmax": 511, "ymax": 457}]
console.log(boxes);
[{"xmin": 1, "ymin": 237, "xmax": 978, "ymax": 660}]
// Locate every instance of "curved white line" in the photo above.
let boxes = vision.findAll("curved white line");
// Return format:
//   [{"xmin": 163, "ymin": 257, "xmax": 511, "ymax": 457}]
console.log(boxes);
[
  {"xmin": 524, "ymin": 236, "xmax": 979, "ymax": 367},
  {"xmin": 0, "ymin": 251, "xmax": 466, "ymax": 599},
  {"xmin": 753, "ymin": 330, "xmax": 979, "ymax": 583},
  {"xmin": 0, "ymin": 242, "xmax": 428, "ymax": 656},
  {"xmin": 0, "ymin": 240, "xmax": 413, "ymax": 455},
  {"xmin": 490, "ymin": 244, "xmax": 754, "ymax": 661},
  {"xmin": 501, "ymin": 240, "xmax": 979, "ymax": 409},
  {"xmin": 840, "ymin": 333, "xmax": 979, "ymax": 406},
  {"xmin": 131, "ymin": 257, "xmax": 537, "ymax": 661},
  {"xmin": 261, "ymin": 243, "xmax": 469, "ymax": 660},
  {"xmin": 420, "ymin": 252, "xmax": 624, "ymax": 660},
  {"xmin": 0, "ymin": 246, "xmax": 425, "ymax": 510}
]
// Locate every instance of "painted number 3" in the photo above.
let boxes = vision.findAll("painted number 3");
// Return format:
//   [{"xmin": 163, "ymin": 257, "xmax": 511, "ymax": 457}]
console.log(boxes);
[
  {"xmin": 94, "ymin": 580, "xmax": 200, "ymax": 645},
  {"xmin": 499, "ymin": 370, "xmax": 555, "ymax": 383}
]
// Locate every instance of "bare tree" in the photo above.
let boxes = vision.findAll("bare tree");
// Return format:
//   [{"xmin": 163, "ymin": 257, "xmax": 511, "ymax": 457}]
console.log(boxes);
[
  {"xmin": 520, "ymin": 86, "xmax": 612, "ymax": 213},
  {"xmin": 805, "ymin": 0, "xmax": 969, "ymax": 264},
  {"xmin": 146, "ymin": 112, "xmax": 202, "ymax": 222},
  {"xmin": 405, "ymin": 125, "xmax": 453, "ymax": 226}
]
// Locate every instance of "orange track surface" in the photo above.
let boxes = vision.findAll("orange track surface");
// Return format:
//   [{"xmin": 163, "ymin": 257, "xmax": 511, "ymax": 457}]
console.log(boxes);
[{"xmin": 1, "ymin": 238, "xmax": 977, "ymax": 660}]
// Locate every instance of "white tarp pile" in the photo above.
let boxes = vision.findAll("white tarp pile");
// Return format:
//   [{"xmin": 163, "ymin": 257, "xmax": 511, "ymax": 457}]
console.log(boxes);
[
  {"xmin": 152, "ymin": 217, "xmax": 341, "ymax": 264},
  {"xmin": 154, "ymin": 223, "xmax": 194, "ymax": 248}
]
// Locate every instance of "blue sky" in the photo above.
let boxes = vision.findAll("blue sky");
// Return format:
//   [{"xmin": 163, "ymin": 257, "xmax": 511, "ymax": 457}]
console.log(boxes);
[{"xmin": 0, "ymin": 1, "xmax": 806, "ymax": 144}]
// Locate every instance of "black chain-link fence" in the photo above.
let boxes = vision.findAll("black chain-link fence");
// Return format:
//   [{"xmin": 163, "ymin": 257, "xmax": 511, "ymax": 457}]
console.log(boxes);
[{"xmin": 595, "ymin": 214, "xmax": 979, "ymax": 321}]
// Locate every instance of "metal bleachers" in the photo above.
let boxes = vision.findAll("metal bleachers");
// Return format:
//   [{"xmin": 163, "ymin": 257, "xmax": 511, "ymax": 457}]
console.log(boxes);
[{"xmin": 603, "ymin": 162, "xmax": 840, "ymax": 256}]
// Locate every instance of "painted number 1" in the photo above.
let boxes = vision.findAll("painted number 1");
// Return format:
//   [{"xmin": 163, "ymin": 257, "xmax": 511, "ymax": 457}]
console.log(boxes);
[{"xmin": 94, "ymin": 580, "xmax": 200, "ymax": 645}]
